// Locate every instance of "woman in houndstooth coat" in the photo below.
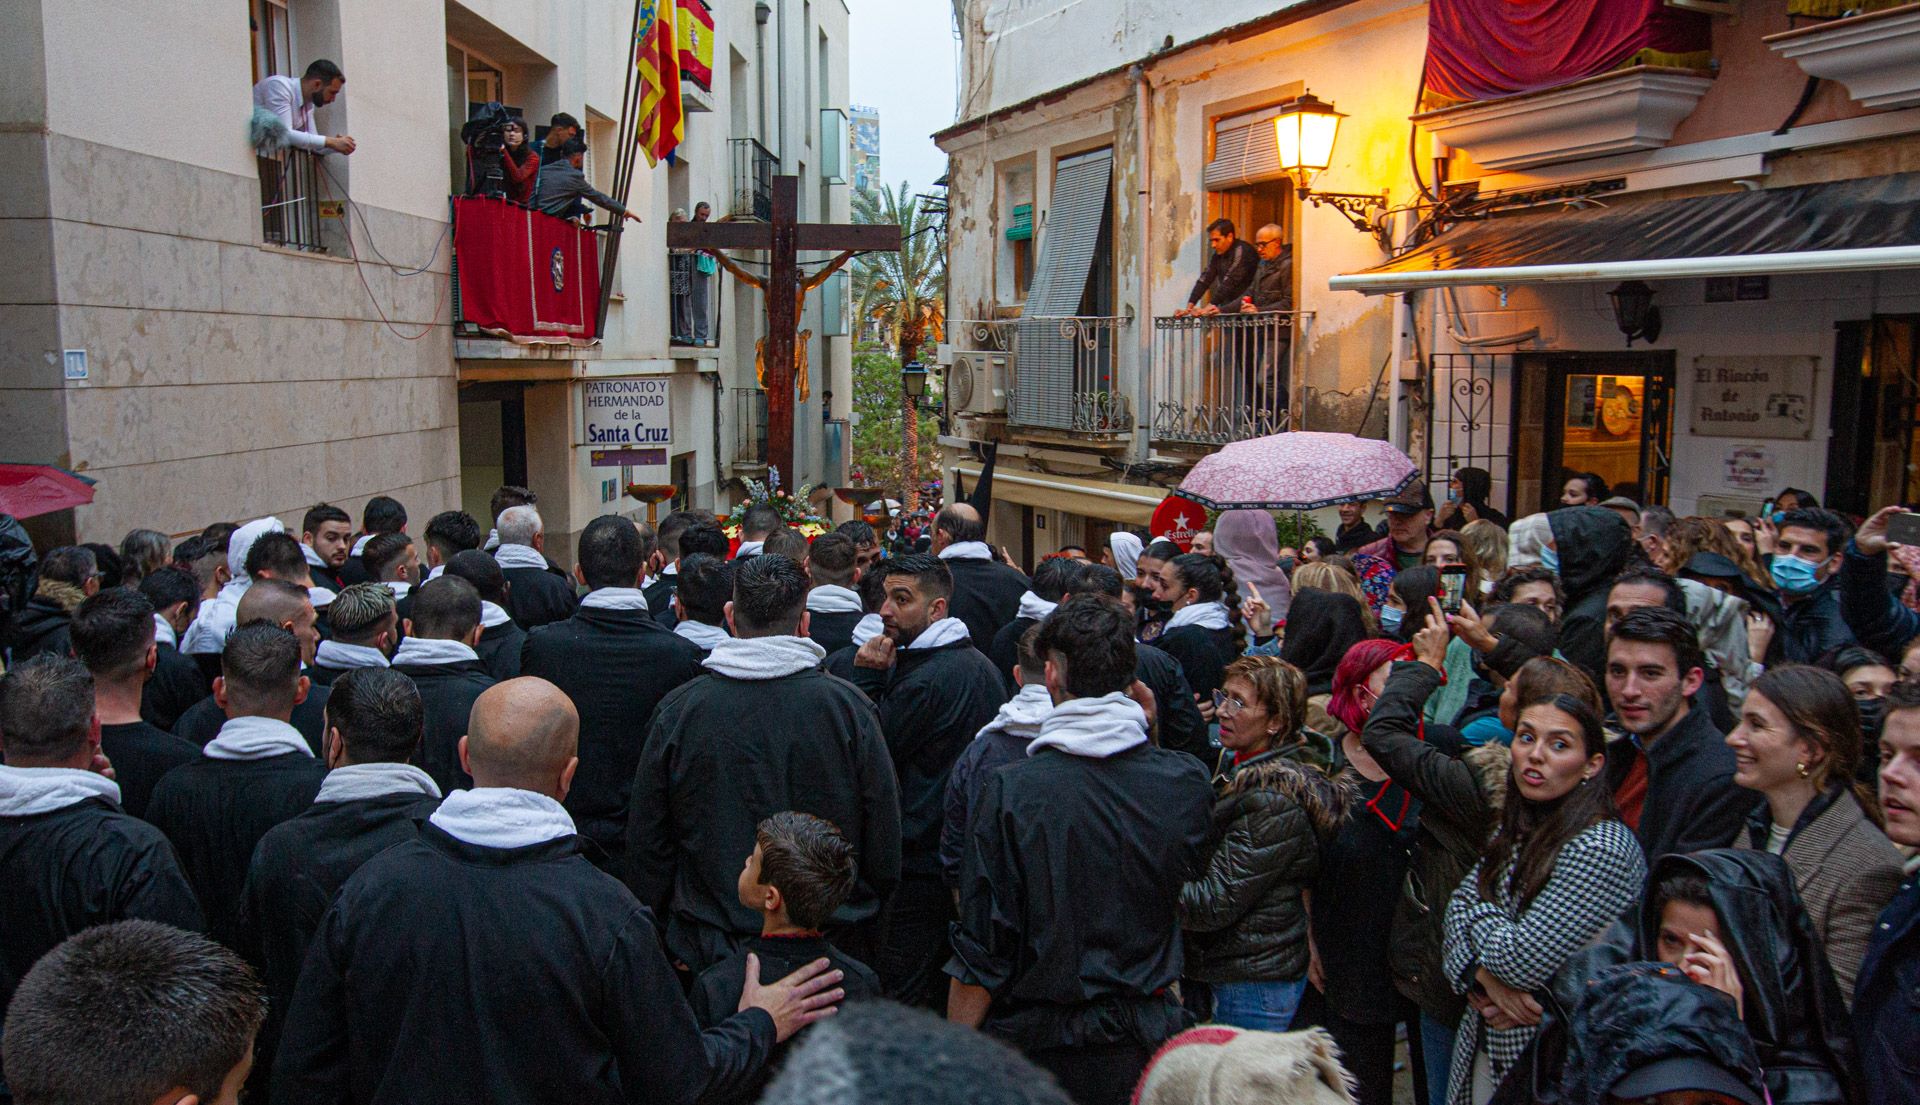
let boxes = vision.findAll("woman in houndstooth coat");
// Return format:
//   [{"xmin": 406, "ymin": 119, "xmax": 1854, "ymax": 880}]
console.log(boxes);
[{"xmin": 1442, "ymin": 693, "xmax": 1646, "ymax": 1105}]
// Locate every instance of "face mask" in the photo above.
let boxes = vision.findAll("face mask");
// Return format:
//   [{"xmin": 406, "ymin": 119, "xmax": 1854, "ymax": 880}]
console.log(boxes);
[
  {"xmin": 1379, "ymin": 606, "xmax": 1405, "ymax": 633},
  {"xmin": 1540, "ymin": 546, "xmax": 1560, "ymax": 574},
  {"xmin": 1446, "ymin": 489, "xmax": 1460, "ymax": 503},
  {"xmin": 1770, "ymin": 554, "xmax": 1823, "ymax": 595}
]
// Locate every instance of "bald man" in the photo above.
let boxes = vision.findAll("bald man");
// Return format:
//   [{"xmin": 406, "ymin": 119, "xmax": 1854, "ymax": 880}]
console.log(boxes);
[
  {"xmin": 275, "ymin": 677, "xmax": 845, "ymax": 1105},
  {"xmin": 931, "ymin": 503, "xmax": 1029, "ymax": 650},
  {"xmin": 168, "ymin": 578, "xmax": 331, "ymax": 754}
]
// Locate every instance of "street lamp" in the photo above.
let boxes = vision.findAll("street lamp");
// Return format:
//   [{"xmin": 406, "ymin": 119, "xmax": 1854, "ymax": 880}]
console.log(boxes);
[
  {"xmin": 1607, "ymin": 281, "xmax": 1663, "ymax": 346},
  {"xmin": 902, "ymin": 361, "xmax": 928, "ymax": 405},
  {"xmin": 1272, "ymin": 92, "xmax": 1388, "ymax": 245}
]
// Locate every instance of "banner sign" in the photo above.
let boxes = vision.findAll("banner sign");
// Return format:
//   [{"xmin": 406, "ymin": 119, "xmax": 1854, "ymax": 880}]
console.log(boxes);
[
  {"xmin": 451, "ymin": 197, "xmax": 600, "ymax": 344},
  {"xmin": 1689, "ymin": 355, "xmax": 1816, "ymax": 440},
  {"xmin": 584, "ymin": 379, "xmax": 671, "ymax": 468}
]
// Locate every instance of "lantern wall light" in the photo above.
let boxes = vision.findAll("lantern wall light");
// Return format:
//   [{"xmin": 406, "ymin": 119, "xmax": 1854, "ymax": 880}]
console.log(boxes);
[{"xmin": 1272, "ymin": 93, "xmax": 1390, "ymax": 247}]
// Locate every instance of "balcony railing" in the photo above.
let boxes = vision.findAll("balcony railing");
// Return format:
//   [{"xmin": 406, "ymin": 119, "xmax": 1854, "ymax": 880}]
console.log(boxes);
[
  {"xmin": 1006, "ymin": 316, "xmax": 1133, "ymax": 434},
  {"xmin": 1150, "ymin": 312, "xmax": 1296, "ymax": 446},
  {"xmin": 729, "ymin": 138, "xmax": 777, "ymax": 221},
  {"xmin": 733, "ymin": 387, "xmax": 769, "ymax": 467},
  {"xmin": 669, "ymin": 250, "xmax": 723, "ymax": 348},
  {"xmin": 258, "ymin": 148, "xmax": 325, "ymax": 251}
]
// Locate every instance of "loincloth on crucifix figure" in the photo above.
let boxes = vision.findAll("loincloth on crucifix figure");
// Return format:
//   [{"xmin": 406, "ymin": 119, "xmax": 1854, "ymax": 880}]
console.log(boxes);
[{"xmin": 706, "ymin": 248, "xmax": 855, "ymax": 402}]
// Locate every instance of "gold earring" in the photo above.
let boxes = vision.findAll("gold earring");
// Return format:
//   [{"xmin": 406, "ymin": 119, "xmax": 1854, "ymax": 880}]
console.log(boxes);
[{"xmin": 1796, "ymin": 761, "xmax": 1810, "ymax": 779}]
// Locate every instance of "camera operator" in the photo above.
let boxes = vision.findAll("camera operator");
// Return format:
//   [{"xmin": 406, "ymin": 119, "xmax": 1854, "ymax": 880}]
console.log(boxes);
[
  {"xmin": 460, "ymin": 102, "xmax": 512, "ymax": 199},
  {"xmin": 501, "ymin": 118, "xmax": 539, "ymax": 206}
]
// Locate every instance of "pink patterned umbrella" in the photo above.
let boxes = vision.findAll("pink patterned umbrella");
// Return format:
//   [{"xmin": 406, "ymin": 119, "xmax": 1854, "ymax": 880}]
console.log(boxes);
[{"xmin": 1175, "ymin": 431, "xmax": 1418, "ymax": 511}]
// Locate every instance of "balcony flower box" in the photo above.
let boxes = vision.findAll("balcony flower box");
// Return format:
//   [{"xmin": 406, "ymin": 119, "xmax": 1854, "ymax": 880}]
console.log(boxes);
[
  {"xmin": 1767, "ymin": 3, "xmax": 1920, "ymax": 111},
  {"xmin": 1412, "ymin": 66, "xmax": 1715, "ymax": 172}
]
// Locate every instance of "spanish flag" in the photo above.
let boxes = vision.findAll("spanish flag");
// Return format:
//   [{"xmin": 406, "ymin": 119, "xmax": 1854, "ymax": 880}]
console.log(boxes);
[
  {"xmin": 636, "ymin": 0, "xmax": 683, "ymax": 166},
  {"xmin": 677, "ymin": 0, "xmax": 714, "ymax": 92}
]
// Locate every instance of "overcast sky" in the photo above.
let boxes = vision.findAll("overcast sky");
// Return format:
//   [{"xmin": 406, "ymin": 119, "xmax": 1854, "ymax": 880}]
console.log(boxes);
[{"xmin": 848, "ymin": 0, "xmax": 958, "ymax": 197}]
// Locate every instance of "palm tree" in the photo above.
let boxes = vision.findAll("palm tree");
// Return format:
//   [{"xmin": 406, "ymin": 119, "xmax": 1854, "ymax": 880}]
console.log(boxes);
[{"xmin": 852, "ymin": 181, "xmax": 946, "ymax": 510}]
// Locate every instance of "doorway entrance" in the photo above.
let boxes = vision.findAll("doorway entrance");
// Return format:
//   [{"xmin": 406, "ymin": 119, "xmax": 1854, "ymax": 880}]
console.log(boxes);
[
  {"xmin": 1515, "ymin": 351, "xmax": 1674, "ymax": 513},
  {"xmin": 1826, "ymin": 316, "xmax": 1920, "ymax": 517},
  {"xmin": 457, "ymin": 383, "xmax": 529, "ymax": 525}
]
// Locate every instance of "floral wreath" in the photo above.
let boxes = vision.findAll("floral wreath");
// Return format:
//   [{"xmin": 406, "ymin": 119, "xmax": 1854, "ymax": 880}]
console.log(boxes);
[{"xmin": 724, "ymin": 467, "xmax": 829, "ymax": 539}]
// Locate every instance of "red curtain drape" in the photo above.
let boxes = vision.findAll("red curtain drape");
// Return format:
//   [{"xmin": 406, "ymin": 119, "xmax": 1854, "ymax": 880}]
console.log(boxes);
[
  {"xmin": 451, "ymin": 197, "xmax": 602, "ymax": 344},
  {"xmin": 1425, "ymin": 0, "xmax": 1712, "ymax": 104}
]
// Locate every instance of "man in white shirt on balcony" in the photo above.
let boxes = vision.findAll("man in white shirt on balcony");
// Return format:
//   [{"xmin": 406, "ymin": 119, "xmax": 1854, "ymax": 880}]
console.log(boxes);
[{"xmin": 251, "ymin": 59, "xmax": 357, "ymax": 156}]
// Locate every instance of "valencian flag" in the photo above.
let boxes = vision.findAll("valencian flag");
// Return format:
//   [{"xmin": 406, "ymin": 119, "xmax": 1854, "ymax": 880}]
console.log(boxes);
[
  {"xmin": 677, "ymin": 0, "xmax": 714, "ymax": 92},
  {"xmin": 636, "ymin": 0, "xmax": 684, "ymax": 166}
]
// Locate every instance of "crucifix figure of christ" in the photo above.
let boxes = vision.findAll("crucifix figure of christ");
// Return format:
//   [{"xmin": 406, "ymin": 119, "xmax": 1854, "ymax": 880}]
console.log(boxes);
[{"xmin": 667, "ymin": 175, "xmax": 901, "ymax": 482}]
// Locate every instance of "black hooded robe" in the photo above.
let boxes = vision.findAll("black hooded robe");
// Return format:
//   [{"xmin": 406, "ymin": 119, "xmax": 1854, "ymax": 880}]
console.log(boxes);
[
  {"xmin": 501, "ymin": 564, "xmax": 579, "ymax": 630},
  {"xmin": 143, "ymin": 640, "xmax": 212, "ymax": 730},
  {"xmin": 97, "ymin": 720, "xmax": 200, "ymax": 821},
  {"xmin": 172, "ymin": 685, "xmax": 332, "ymax": 755},
  {"xmin": 943, "ymin": 557, "xmax": 1030, "ymax": 651},
  {"xmin": 1547, "ymin": 506, "xmax": 1634, "ymax": 683},
  {"xmin": 394, "ymin": 658, "xmax": 496, "ymax": 793}
]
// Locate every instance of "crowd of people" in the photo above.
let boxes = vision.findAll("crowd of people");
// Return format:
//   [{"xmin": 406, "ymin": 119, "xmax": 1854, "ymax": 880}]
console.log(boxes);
[{"xmin": 1, "ymin": 471, "xmax": 1917, "ymax": 1105}]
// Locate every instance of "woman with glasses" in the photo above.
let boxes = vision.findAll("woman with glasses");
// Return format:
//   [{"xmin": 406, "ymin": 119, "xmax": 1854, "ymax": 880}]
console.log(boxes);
[{"xmin": 1178, "ymin": 656, "xmax": 1349, "ymax": 1033}]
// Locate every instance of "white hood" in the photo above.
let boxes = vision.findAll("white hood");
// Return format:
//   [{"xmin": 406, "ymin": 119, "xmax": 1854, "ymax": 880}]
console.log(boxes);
[
  {"xmin": 429, "ymin": 787, "xmax": 577, "ymax": 849},
  {"xmin": 702, "ymin": 635, "xmax": 826, "ymax": 680},
  {"xmin": 1026, "ymin": 692, "xmax": 1149, "ymax": 759},
  {"xmin": 0, "ymin": 765, "xmax": 121, "ymax": 817}
]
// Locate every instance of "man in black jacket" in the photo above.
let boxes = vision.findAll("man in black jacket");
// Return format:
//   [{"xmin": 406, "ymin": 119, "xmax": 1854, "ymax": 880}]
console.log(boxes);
[
  {"xmin": 307, "ymin": 582, "xmax": 396, "ymax": 686},
  {"xmin": 644, "ymin": 510, "xmax": 707, "ymax": 619},
  {"xmin": 628, "ymin": 553, "xmax": 901, "ymax": 973},
  {"xmin": 931, "ymin": 504, "xmax": 1028, "ymax": 651},
  {"xmin": 0, "ymin": 654, "xmax": 205, "ymax": 1063},
  {"xmin": 801, "ymin": 532, "xmax": 865, "ymax": 655},
  {"xmin": 987, "ymin": 555, "xmax": 1078, "ymax": 693},
  {"xmin": 849, "ymin": 553, "xmax": 1006, "ymax": 1008},
  {"xmin": 138, "ymin": 566, "xmax": 212, "ymax": 730},
  {"xmin": 1604, "ymin": 607, "xmax": 1757, "ymax": 865},
  {"xmin": 301, "ymin": 502, "xmax": 354, "ymax": 591},
  {"xmin": 148, "ymin": 623, "xmax": 328, "ymax": 949},
  {"xmin": 1771, "ymin": 507, "xmax": 1856, "ymax": 663},
  {"xmin": 337, "ymin": 496, "xmax": 407, "ymax": 588},
  {"xmin": 493, "ymin": 504, "xmax": 578, "ymax": 629},
  {"xmin": 947, "ymin": 597, "xmax": 1213, "ymax": 1104},
  {"xmin": 521, "ymin": 515, "xmax": 704, "ymax": 871},
  {"xmin": 69, "ymin": 588, "xmax": 199, "ymax": 821},
  {"xmin": 420, "ymin": 509, "xmax": 483, "ymax": 583},
  {"xmin": 443, "ymin": 549, "xmax": 527, "ymax": 681},
  {"xmin": 272, "ymin": 676, "xmax": 843, "ymax": 1105},
  {"xmin": 1550, "ymin": 505, "xmax": 1635, "ymax": 684},
  {"xmin": 1177, "ymin": 217, "xmax": 1259, "ymax": 315},
  {"xmin": 170, "ymin": 580, "xmax": 331, "ymax": 754},
  {"xmin": 10, "ymin": 545, "xmax": 98, "ymax": 662},
  {"xmin": 392, "ymin": 577, "xmax": 497, "ymax": 793},
  {"xmin": 242, "ymin": 667, "xmax": 441, "ymax": 1098}
]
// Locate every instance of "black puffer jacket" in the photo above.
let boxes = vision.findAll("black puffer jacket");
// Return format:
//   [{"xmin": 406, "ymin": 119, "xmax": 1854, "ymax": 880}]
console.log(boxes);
[
  {"xmin": 1548, "ymin": 506, "xmax": 1633, "ymax": 683},
  {"xmin": 1179, "ymin": 745, "xmax": 1351, "ymax": 984},
  {"xmin": 1360, "ymin": 660, "xmax": 1509, "ymax": 1025}
]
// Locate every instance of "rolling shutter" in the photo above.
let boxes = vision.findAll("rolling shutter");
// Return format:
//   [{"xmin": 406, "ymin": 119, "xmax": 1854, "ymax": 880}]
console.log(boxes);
[
  {"xmin": 1013, "ymin": 148, "xmax": 1112, "ymax": 429},
  {"xmin": 1202, "ymin": 106, "xmax": 1288, "ymax": 191}
]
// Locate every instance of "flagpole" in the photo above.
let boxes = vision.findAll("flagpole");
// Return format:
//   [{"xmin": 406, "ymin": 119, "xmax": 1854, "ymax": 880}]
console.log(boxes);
[{"xmin": 597, "ymin": 0, "xmax": 651, "ymax": 338}]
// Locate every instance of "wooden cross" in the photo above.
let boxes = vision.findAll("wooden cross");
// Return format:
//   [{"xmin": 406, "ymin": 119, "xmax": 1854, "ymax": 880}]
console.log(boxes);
[{"xmin": 667, "ymin": 175, "xmax": 900, "ymax": 484}]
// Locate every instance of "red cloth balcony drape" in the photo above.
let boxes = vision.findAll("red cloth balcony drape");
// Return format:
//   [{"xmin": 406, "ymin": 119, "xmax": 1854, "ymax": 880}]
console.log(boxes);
[
  {"xmin": 452, "ymin": 197, "xmax": 602, "ymax": 344},
  {"xmin": 1424, "ymin": 0, "xmax": 1712, "ymax": 105}
]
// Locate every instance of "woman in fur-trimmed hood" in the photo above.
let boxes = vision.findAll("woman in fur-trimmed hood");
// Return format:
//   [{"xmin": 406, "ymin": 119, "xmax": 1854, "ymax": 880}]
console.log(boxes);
[{"xmin": 1181, "ymin": 656, "xmax": 1354, "ymax": 1032}]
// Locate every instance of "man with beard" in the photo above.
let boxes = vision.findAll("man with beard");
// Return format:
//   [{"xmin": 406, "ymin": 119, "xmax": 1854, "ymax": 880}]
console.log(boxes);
[
  {"xmin": 849, "ymin": 554, "xmax": 1005, "ymax": 1009},
  {"xmin": 301, "ymin": 504, "xmax": 353, "ymax": 591}
]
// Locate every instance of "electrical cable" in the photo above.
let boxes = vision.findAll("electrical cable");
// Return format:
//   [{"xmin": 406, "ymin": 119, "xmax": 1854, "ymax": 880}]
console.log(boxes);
[{"xmin": 311, "ymin": 162, "xmax": 450, "ymax": 341}]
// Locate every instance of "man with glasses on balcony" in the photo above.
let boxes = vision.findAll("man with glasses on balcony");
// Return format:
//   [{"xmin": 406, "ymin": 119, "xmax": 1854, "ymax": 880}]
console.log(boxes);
[{"xmin": 1237, "ymin": 223, "xmax": 1294, "ymax": 417}]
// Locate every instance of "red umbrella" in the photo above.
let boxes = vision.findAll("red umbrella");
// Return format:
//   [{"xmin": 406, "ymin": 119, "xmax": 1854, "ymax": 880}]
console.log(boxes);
[{"xmin": 0, "ymin": 464, "xmax": 97, "ymax": 519}]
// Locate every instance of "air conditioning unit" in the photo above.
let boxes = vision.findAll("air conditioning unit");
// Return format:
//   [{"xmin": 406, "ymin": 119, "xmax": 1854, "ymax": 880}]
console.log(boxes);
[{"xmin": 948, "ymin": 350, "xmax": 1011, "ymax": 416}]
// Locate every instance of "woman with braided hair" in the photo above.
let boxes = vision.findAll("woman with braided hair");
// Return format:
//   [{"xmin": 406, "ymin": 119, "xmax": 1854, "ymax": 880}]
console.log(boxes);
[{"xmin": 1152, "ymin": 552, "xmax": 1247, "ymax": 706}]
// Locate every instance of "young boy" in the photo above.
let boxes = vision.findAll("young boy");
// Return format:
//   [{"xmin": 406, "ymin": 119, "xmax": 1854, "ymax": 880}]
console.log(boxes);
[
  {"xmin": 2, "ymin": 920, "xmax": 264, "ymax": 1105},
  {"xmin": 691, "ymin": 812, "xmax": 881, "ymax": 1096}
]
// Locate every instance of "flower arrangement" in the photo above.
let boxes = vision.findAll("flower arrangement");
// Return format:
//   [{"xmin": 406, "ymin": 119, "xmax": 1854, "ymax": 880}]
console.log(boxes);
[{"xmin": 724, "ymin": 467, "xmax": 830, "ymax": 539}]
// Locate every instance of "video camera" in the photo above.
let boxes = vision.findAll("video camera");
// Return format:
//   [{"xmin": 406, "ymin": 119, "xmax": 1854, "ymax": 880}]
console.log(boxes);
[{"xmin": 461, "ymin": 101, "xmax": 514, "ymax": 199}]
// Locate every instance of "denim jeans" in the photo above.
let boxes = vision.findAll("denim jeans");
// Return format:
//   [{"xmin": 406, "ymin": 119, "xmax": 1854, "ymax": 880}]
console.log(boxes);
[
  {"xmin": 1209, "ymin": 978, "xmax": 1307, "ymax": 1032},
  {"xmin": 1420, "ymin": 1011, "xmax": 1456, "ymax": 1105}
]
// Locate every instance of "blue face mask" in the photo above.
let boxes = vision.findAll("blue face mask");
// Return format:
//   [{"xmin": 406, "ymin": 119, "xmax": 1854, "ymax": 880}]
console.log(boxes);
[
  {"xmin": 1446, "ymin": 488, "xmax": 1461, "ymax": 503},
  {"xmin": 1540, "ymin": 546, "xmax": 1560, "ymax": 573},
  {"xmin": 1770, "ymin": 554, "xmax": 1823, "ymax": 595},
  {"xmin": 1379, "ymin": 606, "xmax": 1405, "ymax": 633}
]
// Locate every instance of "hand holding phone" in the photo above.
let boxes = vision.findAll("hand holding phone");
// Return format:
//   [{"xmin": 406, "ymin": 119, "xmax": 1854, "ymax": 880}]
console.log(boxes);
[{"xmin": 1438, "ymin": 566, "xmax": 1469, "ymax": 615}]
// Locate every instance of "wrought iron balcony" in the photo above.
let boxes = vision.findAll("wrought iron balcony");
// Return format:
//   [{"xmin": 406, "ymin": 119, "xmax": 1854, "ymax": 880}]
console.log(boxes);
[
  {"xmin": 1150, "ymin": 312, "xmax": 1296, "ymax": 446},
  {"xmin": 669, "ymin": 250, "xmax": 723, "ymax": 348},
  {"xmin": 1005, "ymin": 316, "xmax": 1133, "ymax": 434},
  {"xmin": 729, "ymin": 138, "xmax": 777, "ymax": 221}
]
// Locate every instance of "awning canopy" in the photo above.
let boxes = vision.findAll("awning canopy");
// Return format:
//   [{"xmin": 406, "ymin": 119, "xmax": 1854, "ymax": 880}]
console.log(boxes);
[
  {"xmin": 1331, "ymin": 172, "xmax": 1920, "ymax": 295},
  {"xmin": 952, "ymin": 465, "xmax": 1164, "ymax": 526}
]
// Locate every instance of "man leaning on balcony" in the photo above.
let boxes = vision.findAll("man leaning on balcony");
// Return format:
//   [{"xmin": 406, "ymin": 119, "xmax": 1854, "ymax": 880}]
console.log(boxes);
[
  {"xmin": 1173, "ymin": 218, "xmax": 1258, "ymax": 317},
  {"xmin": 251, "ymin": 59, "xmax": 356, "ymax": 157},
  {"xmin": 535, "ymin": 140, "xmax": 641, "ymax": 226},
  {"xmin": 1239, "ymin": 223, "xmax": 1293, "ymax": 408}
]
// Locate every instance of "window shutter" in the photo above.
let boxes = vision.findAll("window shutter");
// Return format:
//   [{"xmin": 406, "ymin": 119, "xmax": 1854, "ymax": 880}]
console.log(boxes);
[
  {"xmin": 1013, "ymin": 149, "xmax": 1112, "ymax": 429},
  {"xmin": 1202, "ymin": 107, "xmax": 1289, "ymax": 191}
]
